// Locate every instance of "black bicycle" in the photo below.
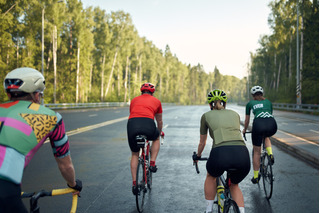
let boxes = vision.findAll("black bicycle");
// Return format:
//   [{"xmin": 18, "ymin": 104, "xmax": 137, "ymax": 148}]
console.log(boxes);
[
  {"xmin": 135, "ymin": 135, "xmax": 152, "ymax": 213},
  {"xmin": 243, "ymin": 132, "xmax": 274, "ymax": 199},
  {"xmin": 192, "ymin": 152, "xmax": 240, "ymax": 213}
]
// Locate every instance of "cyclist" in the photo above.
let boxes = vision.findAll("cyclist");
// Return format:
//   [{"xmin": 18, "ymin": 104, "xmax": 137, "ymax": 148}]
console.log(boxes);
[
  {"xmin": 127, "ymin": 83, "xmax": 163, "ymax": 195},
  {"xmin": 195, "ymin": 89, "xmax": 250, "ymax": 213},
  {"xmin": 0, "ymin": 67, "xmax": 82, "ymax": 213},
  {"xmin": 242, "ymin": 85, "xmax": 277, "ymax": 184}
]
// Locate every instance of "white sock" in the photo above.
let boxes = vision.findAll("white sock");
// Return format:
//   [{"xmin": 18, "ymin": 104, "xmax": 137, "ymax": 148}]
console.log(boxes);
[
  {"xmin": 239, "ymin": 207, "xmax": 245, "ymax": 213},
  {"xmin": 206, "ymin": 199, "xmax": 214, "ymax": 212}
]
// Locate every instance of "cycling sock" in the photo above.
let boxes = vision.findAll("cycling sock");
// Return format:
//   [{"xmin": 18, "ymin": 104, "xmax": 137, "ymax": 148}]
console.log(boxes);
[
  {"xmin": 150, "ymin": 161, "xmax": 156, "ymax": 167},
  {"xmin": 133, "ymin": 181, "xmax": 136, "ymax": 186},
  {"xmin": 205, "ymin": 199, "xmax": 214, "ymax": 212},
  {"xmin": 266, "ymin": 147, "xmax": 273, "ymax": 155},
  {"xmin": 253, "ymin": 170, "xmax": 259, "ymax": 178},
  {"xmin": 239, "ymin": 207, "xmax": 245, "ymax": 213}
]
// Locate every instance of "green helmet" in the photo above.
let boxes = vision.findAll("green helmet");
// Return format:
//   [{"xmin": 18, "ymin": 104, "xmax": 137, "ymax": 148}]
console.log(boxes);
[{"xmin": 207, "ymin": 89, "xmax": 227, "ymax": 104}]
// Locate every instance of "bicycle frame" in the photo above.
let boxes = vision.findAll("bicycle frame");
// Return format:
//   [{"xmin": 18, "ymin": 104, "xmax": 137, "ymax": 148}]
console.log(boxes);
[
  {"xmin": 139, "ymin": 138, "xmax": 151, "ymax": 186},
  {"xmin": 21, "ymin": 188, "xmax": 78, "ymax": 213}
]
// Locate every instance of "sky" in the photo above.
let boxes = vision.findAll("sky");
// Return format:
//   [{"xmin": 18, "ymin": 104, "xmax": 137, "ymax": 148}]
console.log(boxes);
[{"xmin": 80, "ymin": 0, "xmax": 272, "ymax": 79}]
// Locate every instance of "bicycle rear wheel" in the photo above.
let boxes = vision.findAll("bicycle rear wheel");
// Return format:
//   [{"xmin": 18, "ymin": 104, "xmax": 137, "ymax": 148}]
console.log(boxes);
[
  {"xmin": 261, "ymin": 154, "xmax": 273, "ymax": 199},
  {"xmin": 136, "ymin": 160, "xmax": 146, "ymax": 212},
  {"xmin": 223, "ymin": 200, "xmax": 240, "ymax": 213}
]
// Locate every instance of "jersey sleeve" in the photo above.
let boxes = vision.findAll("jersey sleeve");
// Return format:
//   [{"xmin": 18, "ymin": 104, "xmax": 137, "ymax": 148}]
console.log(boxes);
[
  {"xmin": 245, "ymin": 102, "xmax": 251, "ymax": 115},
  {"xmin": 49, "ymin": 113, "xmax": 70, "ymax": 158},
  {"xmin": 200, "ymin": 114, "xmax": 208, "ymax": 135}
]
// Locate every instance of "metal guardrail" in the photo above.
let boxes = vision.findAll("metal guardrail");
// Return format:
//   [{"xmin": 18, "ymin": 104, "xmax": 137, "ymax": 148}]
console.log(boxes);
[
  {"xmin": 238, "ymin": 102, "xmax": 318, "ymax": 113},
  {"xmin": 45, "ymin": 102, "xmax": 129, "ymax": 110},
  {"xmin": 45, "ymin": 102, "xmax": 318, "ymax": 113},
  {"xmin": 272, "ymin": 103, "xmax": 319, "ymax": 113}
]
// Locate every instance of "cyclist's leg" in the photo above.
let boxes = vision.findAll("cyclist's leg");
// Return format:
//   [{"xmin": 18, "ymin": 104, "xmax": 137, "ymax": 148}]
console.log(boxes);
[
  {"xmin": 130, "ymin": 152, "xmax": 140, "ymax": 183},
  {"xmin": 229, "ymin": 146, "xmax": 250, "ymax": 211},
  {"xmin": 205, "ymin": 148, "xmax": 223, "ymax": 213},
  {"xmin": 150, "ymin": 137, "xmax": 160, "ymax": 163},
  {"xmin": 251, "ymin": 119, "xmax": 264, "ymax": 182}
]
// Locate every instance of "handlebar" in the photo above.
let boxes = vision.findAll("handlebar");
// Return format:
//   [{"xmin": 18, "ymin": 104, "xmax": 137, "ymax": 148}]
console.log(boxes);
[
  {"xmin": 192, "ymin": 151, "xmax": 208, "ymax": 174},
  {"xmin": 22, "ymin": 187, "xmax": 78, "ymax": 213},
  {"xmin": 242, "ymin": 131, "xmax": 252, "ymax": 141}
]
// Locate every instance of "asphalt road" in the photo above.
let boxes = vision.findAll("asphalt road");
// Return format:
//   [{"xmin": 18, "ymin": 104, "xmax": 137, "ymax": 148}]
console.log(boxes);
[{"xmin": 21, "ymin": 104, "xmax": 319, "ymax": 213}]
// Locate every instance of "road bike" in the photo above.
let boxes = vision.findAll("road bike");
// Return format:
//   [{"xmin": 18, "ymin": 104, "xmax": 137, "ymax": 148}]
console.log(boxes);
[
  {"xmin": 243, "ymin": 132, "xmax": 274, "ymax": 199},
  {"xmin": 134, "ymin": 132, "xmax": 164, "ymax": 212},
  {"xmin": 134, "ymin": 135, "xmax": 152, "ymax": 213},
  {"xmin": 192, "ymin": 152, "xmax": 240, "ymax": 213},
  {"xmin": 21, "ymin": 187, "xmax": 78, "ymax": 213}
]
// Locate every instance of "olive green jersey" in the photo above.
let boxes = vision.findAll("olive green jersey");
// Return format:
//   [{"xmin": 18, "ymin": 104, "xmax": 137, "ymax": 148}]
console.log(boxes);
[{"xmin": 200, "ymin": 109, "xmax": 245, "ymax": 148}]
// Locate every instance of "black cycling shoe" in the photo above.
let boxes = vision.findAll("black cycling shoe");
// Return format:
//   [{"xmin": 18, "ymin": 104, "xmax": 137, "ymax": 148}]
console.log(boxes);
[
  {"xmin": 149, "ymin": 165, "xmax": 158, "ymax": 173},
  {"xmin": 269, "ymin": 154, "xmax": 275, "ymax": 165},
  {"xmin": 132, "ymin": 185, "xmax": 138, "ymax": 195},
  {"xmin": 251, "ymin": 174, "xmax": 261, "ymax": 184}
]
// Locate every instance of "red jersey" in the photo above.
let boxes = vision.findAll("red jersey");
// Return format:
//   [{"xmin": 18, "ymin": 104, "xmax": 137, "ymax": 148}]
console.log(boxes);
[{"xmin": 129, "ymin": 94, "xmax": 162, "ymax": 119}]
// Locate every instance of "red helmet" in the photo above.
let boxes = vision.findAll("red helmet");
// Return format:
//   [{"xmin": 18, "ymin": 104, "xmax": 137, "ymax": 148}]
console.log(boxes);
[{"xmin": 140, "ymin": 83, "xmax": 155, "ymax": 93}]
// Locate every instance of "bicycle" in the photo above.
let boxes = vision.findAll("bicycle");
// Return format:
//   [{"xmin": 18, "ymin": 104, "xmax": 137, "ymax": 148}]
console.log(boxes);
[
  {"xmin": 134, "ymin": 135, "xmax": 152, "ymax": 213},
  {"xmin": 192, "ymin": 152, "xmax": 240, "ymax": 213},
  {"xmin": 21, "ymin": 187, "xmax": 78, "ymax": 213},
  {"xmin": 243, "ymin": 132, "xmax": 274, "ymax": 199}
]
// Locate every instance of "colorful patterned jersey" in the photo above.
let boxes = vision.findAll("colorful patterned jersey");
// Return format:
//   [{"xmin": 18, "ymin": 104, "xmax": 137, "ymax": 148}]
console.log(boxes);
[
  {"xmin": 0, "ymin": 101, "xmax": 70, "ymax": 184},
  {"xmin": 245, "ymin": 99, "xmax": 274, "ymax": 118},
  {"xmin": 129, "ymin": 94, "xmax": 162, "ymax": 119}
]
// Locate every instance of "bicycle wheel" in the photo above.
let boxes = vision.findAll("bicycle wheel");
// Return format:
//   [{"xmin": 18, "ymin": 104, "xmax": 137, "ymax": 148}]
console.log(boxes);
[
  {"xmin": 261, "ymin": 154, "xmax": 273, "ymax": 199},
  {"xmin": 223, "ymin": 199, "xmax": 240, "ymax": 213},
  {"xmin": 136, "ymin": 159, "xmax": 146, "ymax": 213}
]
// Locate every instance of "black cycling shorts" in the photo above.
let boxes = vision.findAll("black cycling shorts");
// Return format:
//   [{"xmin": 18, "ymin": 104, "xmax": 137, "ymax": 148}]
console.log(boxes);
[
  {"xmin": 127, "ymin": 117, "xmax": 160, "ymax": 152},
  {"xmin": 206, "ymin": 145, "xmax": 250, "ymax": 184},
  {"xmin": 0, "ymin": 179, "xmax": 28, "ymax": 213},
  {"xmin": 252, "ymin": 117, "xmax": 277, "ymax": 146}
]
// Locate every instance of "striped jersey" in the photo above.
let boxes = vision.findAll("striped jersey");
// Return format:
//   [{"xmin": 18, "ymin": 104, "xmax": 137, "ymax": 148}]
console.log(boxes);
[
  {"xmin": 0, "ymin": 101, "xmax": 70, "ymax": 184},
  {"xmin": 245, "ymin": 99, "xmax": 274, "ymax": 118}
]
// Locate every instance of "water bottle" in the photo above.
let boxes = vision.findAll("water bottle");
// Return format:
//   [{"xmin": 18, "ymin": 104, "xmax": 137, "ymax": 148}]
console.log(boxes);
[{"xmin": 217, "ymin": 185, "xmax": 225, "ymax": 207}]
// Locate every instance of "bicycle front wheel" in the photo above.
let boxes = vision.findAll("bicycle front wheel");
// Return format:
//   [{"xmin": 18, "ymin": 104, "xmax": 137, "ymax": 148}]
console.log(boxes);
[
  {"xmin": 223, "ymin": 200, "xmax": 240, "ymax": 213},
  {"xmin": 136, "ymin": 160, "xmax": 146, "ymax": 213},
  {"xmin": 261, "ymin": 154, "xmax": 273, "ymax": 199}
]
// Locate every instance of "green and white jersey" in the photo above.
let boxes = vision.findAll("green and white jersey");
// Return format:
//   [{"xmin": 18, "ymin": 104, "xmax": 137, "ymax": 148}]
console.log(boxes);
[{"xmin": 245, "ymin": 99, "xmax": 273, "ymax": 118}]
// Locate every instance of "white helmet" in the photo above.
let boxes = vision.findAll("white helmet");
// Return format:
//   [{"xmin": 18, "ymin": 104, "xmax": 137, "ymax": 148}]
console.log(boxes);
[
  {"xmin": 250, "ymin": 85, "xmax": 264, "ymax": 95},
  {"xmin": 4, "ymin": 67, "xmax": 45, "ymax": 93}
]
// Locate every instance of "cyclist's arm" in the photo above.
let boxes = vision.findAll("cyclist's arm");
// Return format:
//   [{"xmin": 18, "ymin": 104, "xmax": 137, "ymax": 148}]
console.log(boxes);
[
  {"xmin": 243, "ymin": 115, "xmax": 250, "ymax": 133},
  {"xmin": 197, "ymin": 134, "xmax": 207, "ymax": 157},
  {"xmin": 55, "ymin": 155, "xmax": 77, "ymax": 188},
  {"xmin": 155, "ymin": 113, "xmax": 163, "ymax": 132}
]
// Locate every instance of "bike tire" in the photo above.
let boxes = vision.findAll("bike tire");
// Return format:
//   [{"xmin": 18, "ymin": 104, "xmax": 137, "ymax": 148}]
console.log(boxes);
[
  {"xmin": 223, "ymin": 199, "xmax": 240, "ymax": 213},
  {"xmin": 261, "ymin": 154, "xmax": 273, "ymax": 199},
  {"xmin": 136, "ymin": 160, "xmax": 146, "ymax": 213}
]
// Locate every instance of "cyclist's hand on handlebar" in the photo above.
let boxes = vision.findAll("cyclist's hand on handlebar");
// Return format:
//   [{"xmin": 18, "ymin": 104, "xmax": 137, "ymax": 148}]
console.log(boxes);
[
  {"xmin": 68, "ymin": 179, "xmax": 82, "ymax": 196},
  {"xmin": 160, "ymin": 131, "xmax": 165, "ymax": 138},
  {"xmin": 192, "ymin": 152, "xmax": 201, "ymax": 161}
]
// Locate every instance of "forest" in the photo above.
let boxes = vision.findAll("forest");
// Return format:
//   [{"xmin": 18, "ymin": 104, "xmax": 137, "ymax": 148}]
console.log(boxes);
[{"xmin": 0, "ymin": 0, "xmax": 318, "ymax": 105}]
